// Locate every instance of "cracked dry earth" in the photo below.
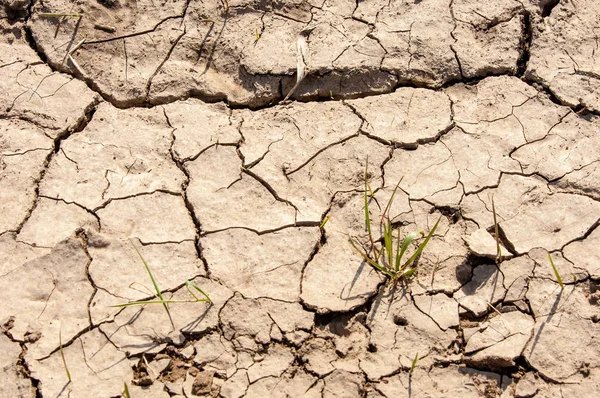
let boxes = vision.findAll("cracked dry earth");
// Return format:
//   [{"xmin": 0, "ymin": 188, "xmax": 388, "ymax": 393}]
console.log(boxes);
[{"xmin": 2, "ymin": 0, "xmax": 600, "ymax": 397}]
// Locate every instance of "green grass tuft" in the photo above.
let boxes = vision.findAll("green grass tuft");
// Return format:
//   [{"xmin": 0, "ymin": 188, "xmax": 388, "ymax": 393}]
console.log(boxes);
[{"xmin": 350, "ymin": 161, "xmax": 441, "ymax": 286}]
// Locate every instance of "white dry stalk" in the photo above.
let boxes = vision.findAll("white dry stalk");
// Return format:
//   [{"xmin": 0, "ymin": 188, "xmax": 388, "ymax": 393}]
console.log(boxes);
[
  {"xmin": 68, "ymin": 54, "xmax": 85, "ymax": 76},
  {"xmin": 283, "ymin": 26, "xmax": 315, "ymax": 101},
  {"xmin": 68, "ymin": 38, "xmax": 86, "ymax": 76}
]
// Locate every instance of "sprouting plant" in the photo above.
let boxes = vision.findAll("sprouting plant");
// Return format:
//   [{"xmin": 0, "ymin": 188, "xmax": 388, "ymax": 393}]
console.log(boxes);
[
  {"xmin": 320, "ymin": 215, "xmax": 331, "ymax": 230},
  {"xmin": 349, "ymin": 161, "xmax": 441, "ymax": 286},
  {"xmin": 123, "ymin": 382, "xmax": 131, "ymax": 398},
  {"xmin": 113, "ymin": 241, "xmax": 212, "ymax": 327},
  {"xmin": 59, "ymin": 328, "xmax": 71, "ymax": 382},
  {"xmin": 548, "ymin": 252, "xmax": 564, "ymax": 289},
  {"xmin": 409, "ymin": 352, "xmax": 419, "ymax": 375}
]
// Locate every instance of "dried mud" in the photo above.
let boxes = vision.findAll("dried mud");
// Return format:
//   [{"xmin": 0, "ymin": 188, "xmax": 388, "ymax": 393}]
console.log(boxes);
[{"xmin": 1, "ymin": 0, "xmax": 600, "ymax": 397}]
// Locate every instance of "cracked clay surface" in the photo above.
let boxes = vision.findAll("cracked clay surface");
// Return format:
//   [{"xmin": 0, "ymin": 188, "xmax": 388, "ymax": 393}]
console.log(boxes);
[{"xmin": 1, "ymin": 0, "xmax": 600, "ymax": 397}]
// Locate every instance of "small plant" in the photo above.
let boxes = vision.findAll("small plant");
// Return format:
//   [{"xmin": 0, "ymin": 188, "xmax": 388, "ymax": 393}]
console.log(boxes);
[
  {"xmin": 548, "ymin": 252, "xmax": 564, "ymax": 289},
  {"xmin": 409, "ymin": 352, "xmax": 419, "ymax": 375},
  {"xmin": 123, "ymin": 382, "xmax": 131, "ymax": 398},
  {"xmin": 319, "ymin": 215, "xmax": 331, "ymax": 230},
  {"xmin": 350, "ymin": 162, "xmax": 441, "ymax": 286},
  {"xmin": 113, "ymin": 241, "xmax": 212, "ymax": 327},
  {"xmin": 59, "ymin": 328, "xmax": 71, "ymax": 382}
]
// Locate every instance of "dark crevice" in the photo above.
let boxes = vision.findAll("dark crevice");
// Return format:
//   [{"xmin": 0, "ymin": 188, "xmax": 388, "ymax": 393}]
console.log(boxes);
[
  {"xmin": 168, "ymin": 126, "xmax": 212, "ymax": 277},
  {"xmin": 489, "ymin": 224, "xmax": 519, "ymax": 257},
  {"xmin": 37, "ymin": 323, "xmax": 93, "ymax": 361},
  {"xmin": 285, "ymin": 133, "xmax": 359, "ymax": 176},
  {"xmin": 92, "ymin": 189, "xmax": 182, "ymax": 212},
  {"xmin": 541, "ymin": 0, "xmax": 560, "ymax": 18},
  {"xmin": 201, "ymin": 221, "xmax": 320, "ymax": 237},
  {"xmin": 36, "ymin": 195, "xmax": 101, "ymax": 229},
  {"xmin": 298, "ymin": 227, "xmax": 327, "ymax": 310},
  {"xmin": 516, "ymin": 11, "xmax": 532, "ymax": 77},
  {"xmin": 145, "ymin": 27, "xmax": 187, "ymax": 99},
  {"xmin": 242, "ymin": 168, "xmax": 300, "ymax": 212},
  {"xmin": 557, "ymin": 218, "xmax": 600, "ymax": 252},
  {"xmin": 13, "ymin": 99, "xmax": 99, "ymax": 235},
  {"xmin": 23, "ymin": 24, "xmax": 47, "ymax": 64},
  {"xmin": 451, "ymin": 45, "xmax": 464, "ymax": 80},
  {"xmin": 16, "ymin": 347, "xmax": 42, "ymax": 398},
  {"xmin": 378, "ymin": 146, "xmax": 395, "ymax": 189},
  {"xmin": 522, "ymin": 78, "xmax": 593, "ymax": 115}
]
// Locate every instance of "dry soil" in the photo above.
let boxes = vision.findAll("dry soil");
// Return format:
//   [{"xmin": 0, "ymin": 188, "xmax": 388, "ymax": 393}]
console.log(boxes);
[{"xmin": 1, "ymin": 0, "xmax": 600, "ymax": 397}]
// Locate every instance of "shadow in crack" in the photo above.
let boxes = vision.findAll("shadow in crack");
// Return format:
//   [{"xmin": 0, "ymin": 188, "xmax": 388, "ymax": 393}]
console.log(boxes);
[
  {"xmin": 194, "ymin": 21, "xmax": 215, "ymax": 65},
  {"xmin": 339, "ymin": 259, "xmax": 382, "ymax": 305},
  {"xmin": 347, "ymin": 260, "xmax": 369, "ymax": 295},
  {"xmin": 366, "ymin": 284, "xmax": 410, "ymax": 325},
  {"xmin": 180, "ymin": 303, "xmax": 213, "ymax": 333},
  {"xmin": 200, "ymin": 13, "xmax": 228, "ymax": 76},
  {"xmin": 91, "ymin": 352, "xmax": 133, "ymax": 374},
  {"xmin": 60, "ymin": 15, "xmax": 83, "ymax": 64},
  {"xmin": 56, "ymin": 380, "xmax": 71, "ymax": 396},
  {"xmin": 454, "ymin": 256, "xmax": 476, "ymax": 286},
  {"xmin": 528, "ymin": 286, "xmax": 576, "ymax": 356},
  {"xmin": 458, "ymin": 260, "xmax": 496, "ymax": 296},
  {"xmin": 531, "ymin": 296, "xmax": 562, "ymax": 355}
]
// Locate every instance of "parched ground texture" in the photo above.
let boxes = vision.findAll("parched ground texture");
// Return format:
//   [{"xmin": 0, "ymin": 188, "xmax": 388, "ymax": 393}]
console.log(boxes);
[{"xmin": 1, "ymin": 0, "xmax": 600, "ymax": 397}]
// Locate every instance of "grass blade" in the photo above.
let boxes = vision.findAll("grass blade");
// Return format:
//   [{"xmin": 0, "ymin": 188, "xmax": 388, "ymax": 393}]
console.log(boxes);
[
  {"xmin": 111, "ymin": 297, "xmax": 213, "ymax": 308},
  {"xmin": 130, "ymin": 241, "xmax": 173, "ymax": 327},
  {"xmin": 59, "ymin": 329, "xmax": 71, "ymax": 382},
  {"xmin": 398, "ymin": 231, "xmax": 420, "ymax": 268},
  {"xmin": 403, "ymin": 266, "xmax": 418, "ymax": 278},
  {"xmin": 380, "ymin": 177, "xmax": 403, "ymax": 224},
  {"xmin": 383, "ymin": 219, "xmax": 393, "ymax": 270},
  {"xmin": 112, "ymin": 299, "xmax": 180, "ymax": 308},
  {"xmin": 373, "ymin": 244, "xmax": 383, "ymax": 262},
  {"xmin": 394, "ymin": 227, "xmax": 402, "ymax": 272},
  {"xmin": 350, "ymin": 238, "xmax": 394, "ymax": 277},
  {"xmin": 123, "ymin": 382, "xmax": 131, "ymax": 398},
  {"xmin": 185, "ymin": 280, "xmax": 212, "ymax": 303},
  {"xmin": 548, "ymin": 252, "xmax": 564, "ymax": 289},
  {"xmin": 409, "ymin": 352, "xmax": 419, "ymax": 375},
  {"xmin": 319, "ymin": 215, "xmax": 331, "ymax": 229},
  {"xmin": 403, "ymin": 216, "xmax": 441, "ymax": 267}
]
